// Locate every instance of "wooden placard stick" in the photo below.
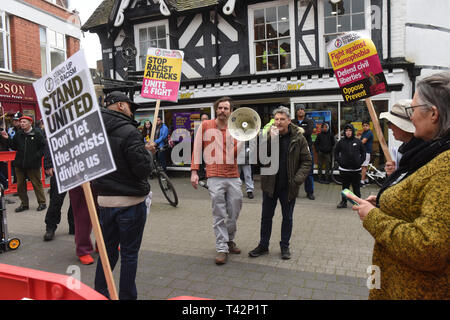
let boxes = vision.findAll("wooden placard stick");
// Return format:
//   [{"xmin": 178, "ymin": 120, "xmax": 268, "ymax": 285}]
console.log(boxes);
[
  {"xmin": 365, "ymin": 98, "xmax": 393, "ymax": 163},
  {"xmin": 149, "ymin": 99, "xmax": 161, "ymax": 143},
  {"xmin": 81, "ymin": 182, "xmax": 118, "ymax": 300}
]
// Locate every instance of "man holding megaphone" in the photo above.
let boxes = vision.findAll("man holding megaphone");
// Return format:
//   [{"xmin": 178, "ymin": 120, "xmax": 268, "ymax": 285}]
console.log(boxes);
[
  {"xmin": 248, "ymin": 106, "xmax": 312, "ymax": 260},
  {"xmin": 191, "ymin": 97, "xmax": 244, "ymax": 265}
]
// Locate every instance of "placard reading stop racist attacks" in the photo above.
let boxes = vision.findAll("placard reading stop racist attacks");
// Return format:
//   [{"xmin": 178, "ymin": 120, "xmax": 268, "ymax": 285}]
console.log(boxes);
[
  {"xmin": 33, "ymin": 50, "xmax": 116, "ymax": 193},
  {"xmin": 327, "ymin": 32, "xmax": 387, "ymax": 102},
  {"xmin": 141, "ymin": 48, "xmax": 184, "ymax": 102}
]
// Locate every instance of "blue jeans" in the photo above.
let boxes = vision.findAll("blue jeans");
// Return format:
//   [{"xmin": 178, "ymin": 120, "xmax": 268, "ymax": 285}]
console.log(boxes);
[
  {"xmin": 304, "ymin": 148, "xmax": 314, "ymax": 194},
  {"xmin": 259, "ymin": 188, "xmax": 296, "ymax": 249},
  {"xmin": 94, "ymin": 201, "xmax": 147, "ymax": 300}
]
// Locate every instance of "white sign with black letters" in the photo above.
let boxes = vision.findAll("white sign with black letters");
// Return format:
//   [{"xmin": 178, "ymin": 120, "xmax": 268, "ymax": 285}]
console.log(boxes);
[{"xmin": 33, "ymin": 50, "xmax": 116, "ymax": 193}]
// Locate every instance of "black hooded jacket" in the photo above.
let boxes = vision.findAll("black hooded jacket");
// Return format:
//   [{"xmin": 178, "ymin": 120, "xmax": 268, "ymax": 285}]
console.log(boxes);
[
  {"xmin": 92, "ymin": 108, "xmax": 152, "ymax": 197},
  {"xmin": 334, "ymin": 124, "xmax": 365, "ymax": 170}
]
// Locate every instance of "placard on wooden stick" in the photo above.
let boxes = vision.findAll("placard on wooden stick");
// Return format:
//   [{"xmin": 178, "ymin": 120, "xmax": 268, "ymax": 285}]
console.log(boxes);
[
  {"xmin": 327, "ymin": 32, "xmax": 392, "ymax": 162},
  {"xmin": 141, "ymin": 48, "xmax": 184, "ymax": 142},
  {"xmin": 33, "ymin": 50, "xmax": 118, "ymax": 300}
]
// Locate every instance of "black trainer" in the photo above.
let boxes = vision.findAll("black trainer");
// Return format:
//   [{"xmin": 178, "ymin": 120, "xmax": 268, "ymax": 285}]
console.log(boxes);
[
  {"xmin": 43, "ymin": 230, "xmax": 55, "ymax": 241},
  {"xmin": 337, "ymin": 200, "xmax": 347, "ymax": 209},
  {"xmin": 248, "ymin": 245, "xmax": 269, "ymax": 257},
  {"xmin": 281, "ymin": 247, "xmax": 291, "ymax": 260},
  {"xmin": 15, "ymin": 204, "xmax": 29, "ymax": 212}
]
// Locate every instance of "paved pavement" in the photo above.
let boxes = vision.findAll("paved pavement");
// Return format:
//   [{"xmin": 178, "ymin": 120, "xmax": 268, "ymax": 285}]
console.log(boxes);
[{"xmin": 1, "ymin": 174, "xmax": 378, "ymax": 300}]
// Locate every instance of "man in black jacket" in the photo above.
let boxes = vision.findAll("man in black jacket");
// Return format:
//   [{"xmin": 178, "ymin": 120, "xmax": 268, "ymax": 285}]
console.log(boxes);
[
  {"xmin": 93, "ymin": 91, "xmax": 155, "ymax": 300},
  {"xmin": 334, "ymin": 123, "xmax": 365, "ymax": 208},
  {"xmin": 294, "ymin": 104, "xmax": 315, "ymax": 200},
  {"xmin": 3, "ymin": 116, "xmax": 47, "ymax": 212},
  {"xmin": 314, "ymin": 122, "xmax": 335, "ymax": 184}
]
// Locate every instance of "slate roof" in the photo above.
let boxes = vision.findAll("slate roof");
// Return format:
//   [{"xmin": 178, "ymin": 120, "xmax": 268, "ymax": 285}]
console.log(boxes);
[
  {"xmin": 166, "ymin": 0, "xmax": 220, "ymax": 12},
  {"xmin": 82, "ymin": 0, "xmax": 222, "ymax": 32},
  {"xmin": 81, "ymin": 0, "xmax": 115, "ymax": 31}
]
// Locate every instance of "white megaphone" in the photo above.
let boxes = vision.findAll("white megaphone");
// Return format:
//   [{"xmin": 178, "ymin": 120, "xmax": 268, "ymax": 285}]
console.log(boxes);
[{"xmin": 228, "ymin": 107, "xmax": 261, "ymax": 141}]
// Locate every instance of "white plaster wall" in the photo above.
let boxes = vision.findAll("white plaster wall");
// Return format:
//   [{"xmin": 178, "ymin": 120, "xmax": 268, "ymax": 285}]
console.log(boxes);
[
  {"xmin": 298, "ymin": 1, "xmax": 316, "ymax": 66},
  {"xmin": 405, "ymin": 28, "xmax": 450, "ymax": 67},
  {"xmin": 406, "ymin": 0, "xmax": 450, "ymax": 29},
  {"xmin": 389, "ymin": 0, "xmax": 407, "ymax": 58}
]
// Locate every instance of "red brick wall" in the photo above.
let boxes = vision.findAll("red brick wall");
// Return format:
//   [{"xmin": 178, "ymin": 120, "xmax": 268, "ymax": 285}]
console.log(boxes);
[
  {"xmin": 66, "ymin": 36, "xmax": 80, "ymax": 58},
  {"xmin": 9, "ymin": 16, "xmax": 41, "ymax": 78},
  {"xmin": 21, "ymin": 0, "xmax": 74, "ymax": 21},
  {"xmin": 8, "ymin": 1, "xmax": 80, "ymax": 78}
]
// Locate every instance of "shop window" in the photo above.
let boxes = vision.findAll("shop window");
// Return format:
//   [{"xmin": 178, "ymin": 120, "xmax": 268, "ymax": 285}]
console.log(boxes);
[
  {"xmin": 323, "ymin": 0, "xmax": 368, "ymax": 67},
  {"xmin": 0, "ymin": 11, "xmax": 11, "ymax": 72},
  {"xmin": 249, "ymin": 1, "xmax": 294, "ymax": 73},
  {"xmin": 40, "ymin": 27, "xmax": 66, "ymax": 76},
  {"xmin": 134, "ymin": 21, "xmax": 169, "ymax": 70},
  {"xmin": 341, "ymin": 99, "xmax": 388, "ymax": 163}
]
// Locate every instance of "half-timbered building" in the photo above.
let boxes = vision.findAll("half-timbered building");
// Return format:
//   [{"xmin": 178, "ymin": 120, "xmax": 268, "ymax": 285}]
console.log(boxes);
[{"xmin": 82, "ymin": 0, "xmax": 450, "ymax": 171}]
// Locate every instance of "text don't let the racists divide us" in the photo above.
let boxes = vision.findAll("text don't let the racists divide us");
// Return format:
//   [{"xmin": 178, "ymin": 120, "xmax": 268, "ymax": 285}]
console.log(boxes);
[{"xmin": 33, "ymin": 50, "xmax": 116, "ymax": 194}]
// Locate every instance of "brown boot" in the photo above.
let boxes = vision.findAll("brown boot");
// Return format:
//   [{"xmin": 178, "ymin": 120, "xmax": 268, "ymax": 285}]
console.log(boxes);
[
  {"xmin": 227, "ymin": 241, "xmax": 241, "ymax": 254},
  {"xmin": 215, "ymin": 252, "xmax": 228, "ymax": 265}
]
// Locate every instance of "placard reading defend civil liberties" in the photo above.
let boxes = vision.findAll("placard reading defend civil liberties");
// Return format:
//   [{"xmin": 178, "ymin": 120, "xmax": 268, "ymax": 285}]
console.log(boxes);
[
  {"xmin": 327, "ymin": 32, "xmax": 387, "ymax": 102},
  {"xmin": 33, "ymin": 50, "xmax": 116, "ymax": 194},
  {"xmin": 141, "ymin": 47, "xmax": 184, "ymax": 102}
]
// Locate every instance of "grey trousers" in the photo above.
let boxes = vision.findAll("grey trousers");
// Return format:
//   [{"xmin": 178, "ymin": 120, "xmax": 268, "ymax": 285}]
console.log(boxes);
[
  {"xmin": 207, "ymin": 177, "xmax": 243, "ymax": 253},
  {"xmin": 238, "ymin": 165, "xmax": 254, "ymax": 192}
]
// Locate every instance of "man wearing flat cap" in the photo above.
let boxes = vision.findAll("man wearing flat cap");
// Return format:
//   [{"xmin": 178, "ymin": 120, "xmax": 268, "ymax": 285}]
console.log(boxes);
[
  {"xmin": 1, "ymin": 115, "xmax": 47, "ymax": 212},
  {"xmin": 93, "ymin": 91, "xmax": 156, "ymax": 300}
]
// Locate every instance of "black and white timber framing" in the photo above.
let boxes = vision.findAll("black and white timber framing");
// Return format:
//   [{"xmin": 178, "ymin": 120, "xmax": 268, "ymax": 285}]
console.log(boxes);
[{"xmin": 83, "ymin": 0, "xmax": 421, "ymax": 106}]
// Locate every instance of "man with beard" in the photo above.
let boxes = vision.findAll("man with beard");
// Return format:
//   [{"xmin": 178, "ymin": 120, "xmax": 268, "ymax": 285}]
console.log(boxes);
[{"xmin": 191, "ymin": 97, "xmax": 243, "ymax": 265}]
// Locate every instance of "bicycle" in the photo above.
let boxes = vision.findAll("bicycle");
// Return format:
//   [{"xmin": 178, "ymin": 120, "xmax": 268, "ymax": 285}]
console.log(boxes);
[
  {"xmin": 149, "ymin": 146, "xmax": 179, "ymax": 207},
  {"xmin": 331, "ymin": 156, "xmax": 386, "ymax": 187}
]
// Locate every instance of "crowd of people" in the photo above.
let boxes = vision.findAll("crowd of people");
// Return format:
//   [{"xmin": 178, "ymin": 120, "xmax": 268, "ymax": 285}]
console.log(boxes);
[{"xmin": 2, "ymin": 71, "xmax": 448, "ymax": 300}]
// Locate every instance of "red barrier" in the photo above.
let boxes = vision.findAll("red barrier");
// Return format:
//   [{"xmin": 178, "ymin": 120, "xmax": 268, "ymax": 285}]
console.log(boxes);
[
  {"xmin": 0, "ymin": 151, "xmax": 50, "ymax": 195},
  {"xmin": 168, "ymin": 296, "xmax": 212, "ymax": 300},
  {"xmin": 0, "ymin": 263, "xmax": 108, "ymax": 300}
]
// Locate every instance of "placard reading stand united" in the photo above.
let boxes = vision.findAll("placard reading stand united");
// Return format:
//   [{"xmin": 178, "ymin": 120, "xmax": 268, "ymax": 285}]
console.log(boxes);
[{"xmin": 33, "ymin": 50, "xmax": 116, "ymax": 194}]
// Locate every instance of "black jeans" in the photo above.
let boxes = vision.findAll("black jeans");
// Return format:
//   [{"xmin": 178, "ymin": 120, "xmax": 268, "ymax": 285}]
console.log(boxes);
[
  {"xmin": 259, "ymin": 188, "xmax": 296, "ymax": 249},
  {"xmin": 339, "ymin": 170, "xmax": 361, "ymax": 202},
  {"xmin": 44, "ymin": 175, "xmax": 74, "ymax": 232}
]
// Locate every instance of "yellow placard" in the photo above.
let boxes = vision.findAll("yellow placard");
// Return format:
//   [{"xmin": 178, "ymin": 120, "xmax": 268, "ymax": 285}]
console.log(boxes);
[{"xmin": 328, "ymin": 39, "xmax": 378, "ymax": 70}]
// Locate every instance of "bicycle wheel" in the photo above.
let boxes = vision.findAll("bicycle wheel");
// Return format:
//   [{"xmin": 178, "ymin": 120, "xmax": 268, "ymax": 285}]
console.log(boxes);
[
  {"xmin": 373, "ymin": 168, "xmax": 386, "ymax": 187},
  {"xmin": 331, "ymin": 162, "xmax": 343, "ymax": 185},
  {"xmin": 157, "ymin": 171, "xmax": 179, "ymax": 207}
]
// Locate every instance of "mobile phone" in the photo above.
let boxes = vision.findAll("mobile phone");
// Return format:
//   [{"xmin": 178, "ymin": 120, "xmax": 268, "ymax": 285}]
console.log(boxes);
[{"xmin": 341, "ymin": 188, "xmax": 359, "ymax": 205}]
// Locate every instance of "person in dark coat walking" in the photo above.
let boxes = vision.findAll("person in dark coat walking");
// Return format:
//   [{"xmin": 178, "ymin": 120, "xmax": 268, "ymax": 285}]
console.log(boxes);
[
  {"xmin": 334, "ymin": 123, "xmax": 365, "ymax": 208},
  {"xmin": 314, "ymin": 122, "xmax": 335, "ymax": 184}
]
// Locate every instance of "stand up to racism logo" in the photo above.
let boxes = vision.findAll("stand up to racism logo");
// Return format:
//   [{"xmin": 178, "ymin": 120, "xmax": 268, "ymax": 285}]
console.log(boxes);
[{"xmin": 327, "ymin": 32, "xmax": 387, "ymax": 102}]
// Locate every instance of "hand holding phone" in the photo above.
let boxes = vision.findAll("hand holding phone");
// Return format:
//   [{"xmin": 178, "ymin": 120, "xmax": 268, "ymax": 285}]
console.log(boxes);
[{"xmin": 341, "ymin": 188, "xmax": 360, "ymax": 206}]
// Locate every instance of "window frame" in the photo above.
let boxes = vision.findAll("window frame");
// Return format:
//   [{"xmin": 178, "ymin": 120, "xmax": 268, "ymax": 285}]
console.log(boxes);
[
  {"xmin": 0, "ymin": 11, "xmax": 12, "ymax": 72},
  {"xmin": 248, "ymin": 0, "xmax": 296, "ymax": 74},
  {"xmin": 40, "ymin": 26, "xmax": 67, "ymax": 76},
  {"xmin": 134, "ymin": 20, "xmax": 170, "ymax": 71},
  {"xmin": 321, "ymin": 0, "xmax": 371, "ymax": 68}
]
